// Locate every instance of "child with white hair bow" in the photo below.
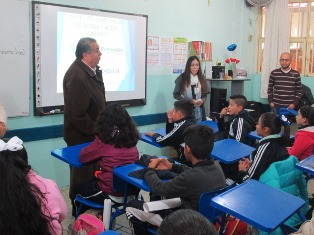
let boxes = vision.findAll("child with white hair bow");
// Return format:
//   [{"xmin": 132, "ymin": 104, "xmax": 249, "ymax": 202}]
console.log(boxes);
[{"xmin": 0, "ymin": 136, "xmax": 67, "ymax": 235}]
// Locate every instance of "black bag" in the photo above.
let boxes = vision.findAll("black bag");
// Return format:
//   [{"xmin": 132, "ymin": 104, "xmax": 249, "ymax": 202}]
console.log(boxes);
[{"xmin": 246, "ymin": 101, "xmax": 265, "ymax": 124}]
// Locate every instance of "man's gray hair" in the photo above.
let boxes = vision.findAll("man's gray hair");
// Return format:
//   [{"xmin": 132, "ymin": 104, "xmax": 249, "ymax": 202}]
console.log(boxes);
[{"xmin": 75, "ymin": 37, "xmax": 97, "ymax": 59}]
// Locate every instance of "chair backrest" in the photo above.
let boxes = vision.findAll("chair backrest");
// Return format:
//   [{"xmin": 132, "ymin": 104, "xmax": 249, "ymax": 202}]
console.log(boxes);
[
  {"xmin": 259, "ymin": 156, "xmax": 308, "ymax": 228},
  {"xmin": 199, "ymin": 182, "xmax": 236, "ymax": 222}
]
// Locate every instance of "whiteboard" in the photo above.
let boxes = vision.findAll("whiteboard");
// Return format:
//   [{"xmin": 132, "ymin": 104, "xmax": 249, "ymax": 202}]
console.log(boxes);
[{"xmin": 0, "ymin": 0, "xmax": 30, "ymax": 117}]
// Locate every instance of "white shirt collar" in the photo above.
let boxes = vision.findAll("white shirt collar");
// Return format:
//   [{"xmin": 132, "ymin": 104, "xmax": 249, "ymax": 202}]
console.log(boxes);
[
  {"xmin": 281, "ymin": 67, "xmax": 291, "ymax": 73},
  {"xmin": 81, "ymin": 59, "xmax": 96, "ymax": 74}
]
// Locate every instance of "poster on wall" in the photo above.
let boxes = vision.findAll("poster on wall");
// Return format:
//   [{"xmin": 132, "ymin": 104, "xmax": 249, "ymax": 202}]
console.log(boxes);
[
  {"xmin": 147, "ymin": 36, "xmax": 160, "ymax": 65},
  {"xmin": 147, "ymin": 36, "xmax": 187, "ymax": 73},
  {"xmin": 147, "ymin": 36, "xmax": 173, "ymax": 66},
  {"xmin": 0, "ymin": 0, "xmax": 30, "ymax": 117},
  {"xmin": 173, "ymin": 37, "xmax": 187, "ymax": 74}
]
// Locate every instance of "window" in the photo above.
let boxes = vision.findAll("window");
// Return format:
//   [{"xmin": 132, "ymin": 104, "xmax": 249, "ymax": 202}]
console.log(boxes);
[{"xmin": 258, "ymin": 0, "xmax": 314, "ymax": 76}]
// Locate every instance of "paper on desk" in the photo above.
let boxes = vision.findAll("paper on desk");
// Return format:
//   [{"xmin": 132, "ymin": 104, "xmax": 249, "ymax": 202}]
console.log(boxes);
[{"xmin": 143, "ymin": 198, "xmax": 181, "ymax": 212}]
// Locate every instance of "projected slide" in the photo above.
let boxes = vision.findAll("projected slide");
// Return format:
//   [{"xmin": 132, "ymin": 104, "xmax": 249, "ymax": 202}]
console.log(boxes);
[
  {"xmin": 57, "ymin": 12, "xmax": 135, "ymax": 93},
  {"xmin": 32, "ymin": 2, "xmax": 147, "ymax": 115}
]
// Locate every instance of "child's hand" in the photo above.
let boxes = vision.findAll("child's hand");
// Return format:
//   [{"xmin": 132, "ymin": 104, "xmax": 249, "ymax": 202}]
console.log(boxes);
[
  {"xmin": 145, "ymin": 131, "xmax": 155, "ymax": 137},
  {"xmin": 148, "ymin": 158, "xmax": 161, "ymax": 169},
  {"xmin": 167, "ymin": 110, "xmax": 173, "ymax": 123},
  {"xmin": 288, "ymin": 104, "xmax": 295, "ymax": 109},
  {"xmin": 155, "ymin": 158, "xmax": 172, "ymax": 170},
  {"xmin": 220, "ymin": 107, "xmax": 228, "ymax": 118},
  {"xmin": 238, "ymin": 158, "xmax": 250, "ymax": 171}
]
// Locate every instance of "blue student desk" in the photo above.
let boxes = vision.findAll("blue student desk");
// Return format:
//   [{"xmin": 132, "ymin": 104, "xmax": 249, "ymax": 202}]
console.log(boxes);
[
  {"xmin": 140, "ymin": 128, "xmax": 166, "ymax": 148},
  {"xmin": 51, "ymin": 142, "xmax": 90, "ymax": 167},
  {"xmin": 211, "ymin": 138, "xmax": 255, "ymax": 164},
  {"xmin": 211, "ymin": 180, "xmax": 305, "ymax": 233},
  {"xmin": 248, "ymin": 130, "xmax": 295, "ymax": 141},
  {"xmin": 295, "ymin": 154, "xmax": 314, "ymax": 175},
  {"xmin": 279, "ymin": 108, "xmax": 298, "ymax": 117},
  {"xmin": 140, "ymin": 120, "xmax": 218, "ymax": 148},
  {"xmin": 113, "ymin": 164, "xmax": 150, "ymax": 192},
  {"xmin": 113, "ymin": 157, "xmax": 172, "ymax": 193}
]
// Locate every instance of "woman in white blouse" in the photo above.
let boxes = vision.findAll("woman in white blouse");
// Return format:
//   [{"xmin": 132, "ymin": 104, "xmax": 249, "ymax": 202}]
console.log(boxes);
[{"xmin": 173, "ymin": 56, "xmax": 210, "ymax": 122}]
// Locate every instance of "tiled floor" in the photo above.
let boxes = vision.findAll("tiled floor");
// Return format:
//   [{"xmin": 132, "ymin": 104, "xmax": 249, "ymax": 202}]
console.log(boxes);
[{"xmin": 59, "ymin": 187, "xmax": 132, "ymax": 235}]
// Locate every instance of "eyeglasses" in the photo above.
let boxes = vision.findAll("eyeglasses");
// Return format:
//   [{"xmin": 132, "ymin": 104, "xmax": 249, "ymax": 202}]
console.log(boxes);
[
  {"xmin": 87, "ymin": 49, "xmax": 101, "ymax": 54},
  {"xmin": 280, "ymin": 59, "xmax": 290, "ymax": 62}
]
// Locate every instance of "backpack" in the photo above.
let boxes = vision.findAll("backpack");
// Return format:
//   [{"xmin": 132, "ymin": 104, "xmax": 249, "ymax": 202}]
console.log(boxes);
[
  {"xmin": 245, "ymin": 101, "xmax": 265, "ymax": 124},
  {"xmin": 215, "ymin": 215, "xmax": 258, "ymax": 235},
  {"xmin": 71, "ymin": 213, "xmax": 105, "ymax": 235}
]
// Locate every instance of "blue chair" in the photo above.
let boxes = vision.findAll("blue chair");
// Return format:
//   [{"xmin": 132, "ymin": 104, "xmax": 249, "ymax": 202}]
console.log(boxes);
[
  {"xmin": 74, "ymin": 195, "xmax": 124, "ymax": 230},
  {"xmin": 199, "ymin": 183, "xmax": 237, "ymax": 235},
  {"xmin": 146, "ymin": 183, "xmax": 236, "ymax": 235},
  {"xmin": 98, "ymin": 230, "xmax": 121, "ymax": 235},
  {"xmin": 147, "ymin": 226, "xmax": 158, "ymax": 235},
  {"xmin": 74, "ymin": 166, "xmax": 138, "ymax": 230}
]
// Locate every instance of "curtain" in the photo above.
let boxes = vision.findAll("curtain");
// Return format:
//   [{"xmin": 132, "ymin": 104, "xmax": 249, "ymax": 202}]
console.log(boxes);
[{"xmin": 260, "ymin": 0, "xmax": 290, "ymax": 98}]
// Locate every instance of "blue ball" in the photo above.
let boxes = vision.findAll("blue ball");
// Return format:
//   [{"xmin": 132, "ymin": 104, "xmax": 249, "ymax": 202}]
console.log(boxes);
[{"xmin": 227, "ymin": 44, "xmax": 237, "ymax": 51}]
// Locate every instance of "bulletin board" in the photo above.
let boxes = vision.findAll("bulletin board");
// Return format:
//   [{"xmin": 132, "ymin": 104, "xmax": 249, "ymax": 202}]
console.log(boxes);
[{"xmin": 0, "ymin": 0, "xmax": 30, "ymax": 117}]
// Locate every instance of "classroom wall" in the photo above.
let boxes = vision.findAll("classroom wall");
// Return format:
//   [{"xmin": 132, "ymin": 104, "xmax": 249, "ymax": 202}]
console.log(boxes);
[
  {"xmin": 6, "ymin": 0, "xmax": 263, "ymax": 188},
  {"xmin": 244, "ymin": 74, "xmax": 314, "ymax": 103}
]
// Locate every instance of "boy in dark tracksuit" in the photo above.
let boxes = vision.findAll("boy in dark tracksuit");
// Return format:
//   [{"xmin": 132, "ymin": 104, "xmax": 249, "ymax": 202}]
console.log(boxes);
[
  {"xmin": 145, "ymin": 100, "xmax": 196, "ymax": 163},
  {"xmin": 216, "ymin": 94, "xmax": 256, "ymax": 179}
]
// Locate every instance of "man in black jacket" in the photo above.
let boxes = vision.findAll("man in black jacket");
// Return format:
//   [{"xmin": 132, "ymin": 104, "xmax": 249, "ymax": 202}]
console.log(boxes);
[{"xmin": 145, "ymin": 100, "xmax": 196, "ymax": 163}]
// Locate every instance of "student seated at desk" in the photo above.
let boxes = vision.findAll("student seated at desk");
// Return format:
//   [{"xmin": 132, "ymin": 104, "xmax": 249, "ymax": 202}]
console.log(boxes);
[
  {"xmin": 73, "ymin": 103, "xmax": 140, "ymax": 207},
  {"xmin": 216, "ymin": 95, "xmax": 255, "ymax": 180},
  {"xmin": 217, "ymin": 94, "xmax": 256, "ymax": 144},
  {"xmin": 145, "ymin": 100, "xmax": 196, "ymax": 164},
  {"xmin": 0, "ymin": 137, "xmax": 67, "ymax": 235},
  {"xmin": 235, "ymin": 112, "xmax": 290, "ymax": 184},
  {"xmin": 287, "ymin": 106, "xmax": 314, "ymax": 161},
  {"xmin": 126, "ymin": 125, "xmax": 226, "ymax": 235}
]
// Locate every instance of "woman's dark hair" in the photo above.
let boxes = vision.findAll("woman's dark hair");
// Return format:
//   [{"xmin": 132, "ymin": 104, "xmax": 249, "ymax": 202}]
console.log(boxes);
[
  {"xmin": 299, "ymin": 106, "xmax": 314, "ymax": 125},
  {"xmin": 0, "ymin": 145, "xmax": 52, "ymax": 235},
  {"xmin": 95, "ymin": 103, "xmax": 140, "ymax": 148},
  {"xmin": 259, "ymin": 112, "xmax": 291, "ymax": 146},
  {"xmin": 158, "ymin": 209, "xmax": 217, "ymax": 235},
  {"xmin": 180, "ymin": 56, "xmax": 207, "ymax": 96}
]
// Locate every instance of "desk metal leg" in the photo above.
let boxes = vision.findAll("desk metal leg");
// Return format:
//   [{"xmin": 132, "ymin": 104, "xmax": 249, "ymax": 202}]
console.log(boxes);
[{"xmin": 280, "ymin": 210, "xmax": 306, "ymax": 235}]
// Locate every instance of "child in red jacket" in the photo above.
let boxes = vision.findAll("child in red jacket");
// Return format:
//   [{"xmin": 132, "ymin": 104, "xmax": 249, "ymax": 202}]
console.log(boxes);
[{"xmin": 288, "ymin": 106, "xmax": 314, "ymax": 161}]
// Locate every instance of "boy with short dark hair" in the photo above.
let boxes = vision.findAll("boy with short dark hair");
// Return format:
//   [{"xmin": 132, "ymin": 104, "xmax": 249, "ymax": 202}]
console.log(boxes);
[
  {"xmin": 217, "ymin": 94, "xmax": 255, "ymax": 180},
  {"xmin": 217, "ymin": 94, "xmax": 255, "ymax": 144},
  {"xmin": 126, "ymin": 125, "xmax": 226, "ymax": 235},
  {"xmin": 145, "ymin": 100, "xmax": 195, "ymax": 162}
]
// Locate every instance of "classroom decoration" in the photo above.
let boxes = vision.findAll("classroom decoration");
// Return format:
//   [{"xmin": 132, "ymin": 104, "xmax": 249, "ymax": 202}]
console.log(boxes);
[
  {"xmin": 188, "ymin": 41, "xmax": 212, "ymax": 61},
  {"xmin": 227, "ymin": 43, "xmax": 237, "ymax": 51}
]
